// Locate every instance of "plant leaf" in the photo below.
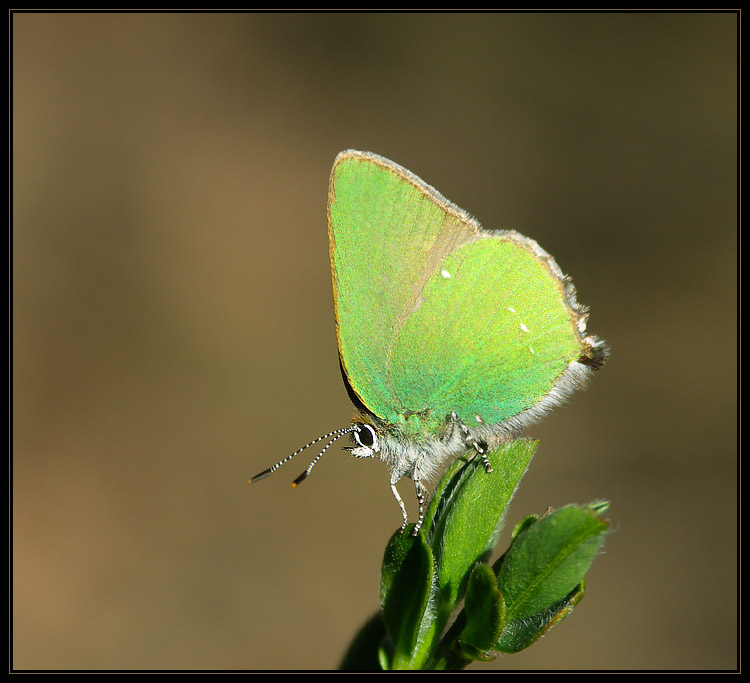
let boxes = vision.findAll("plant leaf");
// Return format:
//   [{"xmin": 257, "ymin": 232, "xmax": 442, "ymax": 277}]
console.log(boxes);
[
  {"xmin": 495, "ymin": 502, "xmax": 609, "ymax": 653},
  {"xmin": 495, "ymin": 581, "xmax": 585, "ymax": 653},
  {"xmin": 379, "ymin": 526, "xmax": 436, "ymax": 669},
  {"xmin": 459, "ymin": 562, "xmax": 506, "ymax": 652},
  {"xmin": 428, "ymin": 439, "xmax": 537, "ymax": 632}
]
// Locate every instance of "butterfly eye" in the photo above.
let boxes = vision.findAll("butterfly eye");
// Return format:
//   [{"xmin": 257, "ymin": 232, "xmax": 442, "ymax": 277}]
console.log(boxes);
[{"xmin": 354, "ymin": 423, "xmax": 378, "ymax": 450}]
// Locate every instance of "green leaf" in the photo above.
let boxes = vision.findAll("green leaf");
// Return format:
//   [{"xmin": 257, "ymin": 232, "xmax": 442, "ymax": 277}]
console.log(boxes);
[
  {"xmin": 496, "ymin": 581, "xmax": 584, "ymax": 654},
  {"xmin": 459, "ymin": 562, "xmax": 506, "ymax": 652},
  {"xmin": 377, "ymin": 640, "xmax": 393, "ymax": 671},
  {"xmin": 379, "ymin": 526, "xmax": 436, "ymax": 669},
  {"xmin": 495, "ymin": 582, "xmax": 585, "ymax": 653},
  {"xmin": 495, "ymin": 502, "xmax": 610, "ymax": 653},
  {"xmin": 508, "ymin": 513, "xmax": 540, "ymax": 546},
  {"xmin": 427, "ymin": 439, "xmax": 537, "ymax": 631}
]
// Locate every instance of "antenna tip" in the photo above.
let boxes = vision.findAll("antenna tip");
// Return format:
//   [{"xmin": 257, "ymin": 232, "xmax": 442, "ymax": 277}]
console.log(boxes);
[
  {"xmin": 292, "ymin": 471, "xmax": 309, "ymax": 487},
  {"xmin": 250, "ymin": 469, "xmax": 273, "ymax": 485}
]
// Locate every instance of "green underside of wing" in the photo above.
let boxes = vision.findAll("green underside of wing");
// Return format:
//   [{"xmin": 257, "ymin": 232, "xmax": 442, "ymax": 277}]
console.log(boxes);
[
  {"xmin": 330, "ymin": 153, "xmax": 583, "ymax": 431},
  {"xmin": 390, "ymin": 239, "xmax": 581, "ymax": 425}
]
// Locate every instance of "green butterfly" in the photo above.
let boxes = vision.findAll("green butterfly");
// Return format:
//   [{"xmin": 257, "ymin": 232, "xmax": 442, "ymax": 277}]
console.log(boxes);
[{"xmin": 252, "ymin": 150, "xmax": 607, "ymax": 534}]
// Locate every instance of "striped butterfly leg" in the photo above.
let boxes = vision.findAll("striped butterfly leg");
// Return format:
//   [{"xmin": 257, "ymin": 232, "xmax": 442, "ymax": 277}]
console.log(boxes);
[
  {"xmin": 388, "ymin": 474, "xmax": 429, "ymax": 535},
  {"xmin": 410, "ymin": 477, "xmax": 430, "ymax": 536},
  {"xmin": 389, "ymin": 478, "xmax": 410, "ymax": 532},
  {"xmin": 451, "ymin": 411, "xmax": 493, "ymax": 473}
]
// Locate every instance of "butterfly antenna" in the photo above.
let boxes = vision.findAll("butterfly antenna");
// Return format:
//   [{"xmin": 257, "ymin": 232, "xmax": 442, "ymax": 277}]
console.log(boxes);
[
  {"xmin": 249, "ymin": 427, "xmax": 355, "ymax": 485},
  {"xmin": 291, "ymin": 426, "xmax": 359, "ymax": 488}
]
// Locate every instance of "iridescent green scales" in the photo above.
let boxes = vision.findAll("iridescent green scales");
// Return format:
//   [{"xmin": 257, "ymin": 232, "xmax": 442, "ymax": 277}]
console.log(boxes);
[{"xmin": 329, "ymin": 150, "xmax": 600, "ymax": 437}]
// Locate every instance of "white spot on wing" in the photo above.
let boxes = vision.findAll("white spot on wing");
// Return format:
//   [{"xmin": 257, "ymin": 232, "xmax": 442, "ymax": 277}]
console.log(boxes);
[
  {"xmin": 441, "ymin": 269, "xmax": 451, "ymax": 279},
  {"xmin": 520, "ymin": 322, "xmax": 530, "ymax": 333}
]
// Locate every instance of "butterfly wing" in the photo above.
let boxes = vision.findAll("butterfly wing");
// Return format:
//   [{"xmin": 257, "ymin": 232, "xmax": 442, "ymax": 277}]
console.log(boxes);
[{"xmin": 328, "ymin": 150, "xmax": 599, "ymax": 430}]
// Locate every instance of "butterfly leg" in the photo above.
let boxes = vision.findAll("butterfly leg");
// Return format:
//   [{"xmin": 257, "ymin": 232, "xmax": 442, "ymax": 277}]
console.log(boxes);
[
  {"xmin": 411, "ymin": 477, "xmax": 429, "ymax": 536},
  {"xmin": 390, "ymin": 480, "xmax": 409, "ymax": 532},
  {"xmin": 451, "ymin": 411, "xmax": 493, "ymax": 473}
]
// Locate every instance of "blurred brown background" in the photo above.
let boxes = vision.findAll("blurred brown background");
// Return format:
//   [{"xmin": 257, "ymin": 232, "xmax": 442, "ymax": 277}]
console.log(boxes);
[{"xmin": 12, "ymin": 12, "xmax": 737, "ymax": 671}]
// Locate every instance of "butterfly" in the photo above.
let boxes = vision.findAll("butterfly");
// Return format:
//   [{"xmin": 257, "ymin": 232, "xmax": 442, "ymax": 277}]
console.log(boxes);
[{"xmin": 251, "ymin": 150, "xmax": 607, "ymax": 534}]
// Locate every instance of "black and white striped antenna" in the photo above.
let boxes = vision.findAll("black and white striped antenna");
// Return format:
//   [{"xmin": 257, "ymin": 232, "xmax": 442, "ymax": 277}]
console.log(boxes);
[{"xmin": 249, "ymin": 425, "xmax": 359, "ymax": 488}]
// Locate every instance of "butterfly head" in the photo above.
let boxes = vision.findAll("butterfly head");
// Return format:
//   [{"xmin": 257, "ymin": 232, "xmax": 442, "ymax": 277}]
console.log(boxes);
[{"xmin": 346, "ymin": 422, "xmax": 381, "ymax": 459}]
